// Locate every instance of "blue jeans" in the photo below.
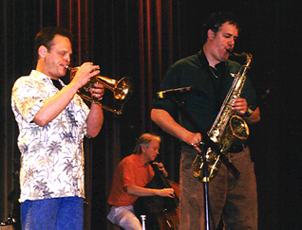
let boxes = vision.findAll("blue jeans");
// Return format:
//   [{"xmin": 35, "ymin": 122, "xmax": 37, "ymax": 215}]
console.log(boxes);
[{"xmin": 21, "ymin": 196, "xmax": 84, "ymax": 230}]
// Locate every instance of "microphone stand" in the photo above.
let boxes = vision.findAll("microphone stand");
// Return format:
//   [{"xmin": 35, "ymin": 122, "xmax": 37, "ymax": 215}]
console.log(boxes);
[{"xmin": 168, "ymin": 95, "xmax": 240, "ymax": 230}]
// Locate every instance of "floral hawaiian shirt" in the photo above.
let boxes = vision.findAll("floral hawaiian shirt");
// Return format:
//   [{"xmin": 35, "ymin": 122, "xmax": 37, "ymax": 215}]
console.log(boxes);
[{"xmin": 11, "ymin": 70, "xmax": 90, "ymax": 202}]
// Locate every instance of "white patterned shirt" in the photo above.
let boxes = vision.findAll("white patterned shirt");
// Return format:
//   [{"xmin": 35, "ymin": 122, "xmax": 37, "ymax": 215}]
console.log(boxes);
[{"xmin": 11, "ymin": 70, "xmax": 90, "ymax": 202}]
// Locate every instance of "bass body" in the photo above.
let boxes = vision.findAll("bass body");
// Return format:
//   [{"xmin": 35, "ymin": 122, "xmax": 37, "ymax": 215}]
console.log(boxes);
[{"xmin": 134, "ymin": 166, "xmax": 180, "ymax": 230}]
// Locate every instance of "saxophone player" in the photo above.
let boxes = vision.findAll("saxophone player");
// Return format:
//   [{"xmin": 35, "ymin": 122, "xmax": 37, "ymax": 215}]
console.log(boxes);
[{"xmin": 151, "ymin": 12, "xmax": 260, "ymax": 230}]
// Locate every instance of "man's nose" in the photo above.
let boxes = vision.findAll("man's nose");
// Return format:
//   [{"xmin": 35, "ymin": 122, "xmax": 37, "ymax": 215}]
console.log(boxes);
[
  {"xmin": 229, "ymin": 37, "xmax": 235, "ymax": 47},
  {"xmin": 64, "ymin": 53, "xmax": 71, "ymax": 63}
]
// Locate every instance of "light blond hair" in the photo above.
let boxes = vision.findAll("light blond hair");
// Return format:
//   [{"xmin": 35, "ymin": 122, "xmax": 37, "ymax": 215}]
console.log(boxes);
[{"xmin": 134, "ymin": 133, "xmax": 161, "ymax": 154}]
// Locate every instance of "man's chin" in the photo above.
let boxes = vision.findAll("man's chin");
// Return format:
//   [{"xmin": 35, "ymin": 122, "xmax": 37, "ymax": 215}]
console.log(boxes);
[
  {"xmin": 221, "ymin": 55, "xmax": 229, "ymax": 61},
  {"xmin": 59, "ymin": 69, "xmax": 67, "ymax": 77}
]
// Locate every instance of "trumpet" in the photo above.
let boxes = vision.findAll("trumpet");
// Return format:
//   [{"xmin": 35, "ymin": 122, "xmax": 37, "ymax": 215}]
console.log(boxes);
[{"xmin": 66, "ymin": 66, "xmax": 134, "ymax": 115}]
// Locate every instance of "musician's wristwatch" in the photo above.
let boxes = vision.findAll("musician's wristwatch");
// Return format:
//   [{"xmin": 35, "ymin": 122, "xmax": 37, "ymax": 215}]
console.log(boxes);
[{"xmin": 244, "ymin": 108, "xmax": 254, "ymax": 117}]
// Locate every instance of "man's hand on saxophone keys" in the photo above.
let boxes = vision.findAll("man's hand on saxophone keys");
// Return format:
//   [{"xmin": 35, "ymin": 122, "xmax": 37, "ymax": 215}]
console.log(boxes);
[
  {"xmin": 231, "ymin": 98, "xmax": 248, "ymax": 115},
  {"xmin": 183, "ymin": 132, "xmax": 202, "ymax": 152}
]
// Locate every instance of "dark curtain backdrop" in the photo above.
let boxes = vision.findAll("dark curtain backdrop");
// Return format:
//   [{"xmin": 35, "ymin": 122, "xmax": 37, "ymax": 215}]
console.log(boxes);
[{"xmin": 1, "ymin": 1, "xmax": 302, "ymax": 230}]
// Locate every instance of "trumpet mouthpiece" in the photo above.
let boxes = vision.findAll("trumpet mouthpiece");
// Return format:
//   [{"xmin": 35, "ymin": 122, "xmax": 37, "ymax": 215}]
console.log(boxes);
[{"xmin": 64, "ymin": 65, "xmax": 72, "ymax": 70}]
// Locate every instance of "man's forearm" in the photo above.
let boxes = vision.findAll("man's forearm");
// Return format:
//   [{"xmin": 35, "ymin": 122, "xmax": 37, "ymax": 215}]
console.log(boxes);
[
  {"xmin": 125, "ymin": 185, "xmax": 161, "ymax": 197},
  {"xmin": 33, "ymin": 83, "xmax": 80, "ymax": 126},
  {"xmin": 151, "ymin": 109, "xmax": 190, "ymax": 141},
  {"xmin": 245, "ymin": 107, "xmax": 260, "ymax": 124},
  {"xmin": 125, "ymin": 185, "xmax": 174, "ymax": 198},
  {"xmin": 87, "ymin": 103, "xmax": 104, "ymax": 137}
]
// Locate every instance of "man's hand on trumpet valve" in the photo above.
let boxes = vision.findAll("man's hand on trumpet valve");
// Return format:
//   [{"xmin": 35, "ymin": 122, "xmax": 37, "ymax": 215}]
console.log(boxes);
[
  {"xmin": 70, "ymin": 62, "xmax": 101, "ymax": 88},
  {"xmin": 89, "ymin": 81, "xmax": 105, "ymax": 101}
]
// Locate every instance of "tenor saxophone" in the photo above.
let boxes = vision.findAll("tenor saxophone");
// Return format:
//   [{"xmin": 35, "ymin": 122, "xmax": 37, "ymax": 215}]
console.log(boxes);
[{"xmin": 192, "ymin": 52, "xmax": 252, "ymax": 181}]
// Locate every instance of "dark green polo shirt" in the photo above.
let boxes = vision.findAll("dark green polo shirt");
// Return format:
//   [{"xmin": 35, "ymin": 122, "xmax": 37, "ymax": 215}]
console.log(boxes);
[{"xmin": 153, "ymin": 50, "xmax": 257, "ymax": 137}]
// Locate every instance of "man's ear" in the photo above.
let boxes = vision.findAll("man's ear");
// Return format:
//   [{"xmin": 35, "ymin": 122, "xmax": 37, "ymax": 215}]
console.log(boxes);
[
  {"xmin": 38, "ymin": 45, "xmax": 48, "ymax": 58},
  {"xmin": 141, "ymin": 145, "xmax": 147, "ymax": 154},
  {"xmin": 207, "ymin": 29, "xmax": 215, "ymax": 41}
]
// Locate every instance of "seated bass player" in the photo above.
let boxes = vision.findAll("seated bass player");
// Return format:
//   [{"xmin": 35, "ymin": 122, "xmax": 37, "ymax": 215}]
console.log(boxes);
[{"xmin": 107, "ymin": 133, "xmax": 175, "ymax": 230}]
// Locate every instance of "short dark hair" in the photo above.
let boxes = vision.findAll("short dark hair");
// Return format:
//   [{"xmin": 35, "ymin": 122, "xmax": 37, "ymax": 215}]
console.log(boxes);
[
  {"xmin": 201, "ymin": 12, "xmax": 240, "ymax": 45},
  {"xmin": 34, "ymin": 26, "xmax": 72, "ymax": 64},
  {"xmin": 133, "ymin": 133, "xmax": 161, "ymax": 154}
]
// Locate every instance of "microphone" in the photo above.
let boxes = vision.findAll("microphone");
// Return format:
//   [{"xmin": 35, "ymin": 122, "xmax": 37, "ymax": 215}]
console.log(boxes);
[{"xmin": 157, "ymin": 86, "xmax": 192, "ymax": 99}]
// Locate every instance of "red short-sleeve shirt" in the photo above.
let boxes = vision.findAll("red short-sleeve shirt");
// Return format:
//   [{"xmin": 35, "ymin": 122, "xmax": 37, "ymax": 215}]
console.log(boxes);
[{"xmin": 107, "ymin": 153, "xmax": 155, "ymax": 207}]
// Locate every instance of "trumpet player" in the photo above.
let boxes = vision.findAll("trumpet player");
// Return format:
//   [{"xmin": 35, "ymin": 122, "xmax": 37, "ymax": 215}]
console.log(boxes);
[
  {"xmin": 151, "ymin": 12, "xmax": 260, "ymax": 230},
  {"xmin": 11, "ymin": 26, "xmax": 104, "ymax": 230}
]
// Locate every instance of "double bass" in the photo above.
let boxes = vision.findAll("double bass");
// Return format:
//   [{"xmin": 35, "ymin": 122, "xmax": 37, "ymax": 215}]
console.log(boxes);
[{"xmin": 134, "ymin": 164, "xmax": 180, "ymax": 230}]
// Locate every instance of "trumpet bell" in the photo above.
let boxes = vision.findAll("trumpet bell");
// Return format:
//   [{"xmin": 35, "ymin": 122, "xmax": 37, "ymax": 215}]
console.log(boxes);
[
  {"xmin": 70, "ymin": 67, "xmax": 134, "ymax": 114},
  {"xmin": 95, "ymin": 76, "xmax": 134, "ymax": 104}
]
